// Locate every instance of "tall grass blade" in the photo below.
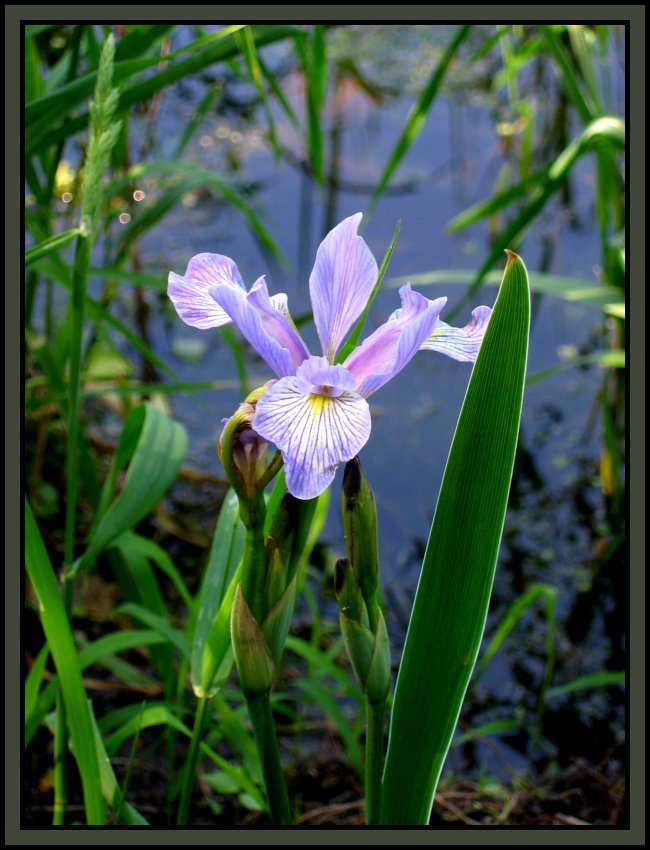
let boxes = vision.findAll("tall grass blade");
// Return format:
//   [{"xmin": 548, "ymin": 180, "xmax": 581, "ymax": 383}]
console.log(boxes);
[
  {"xmin": 445, "ymin": 116, "xmax": 624, "ymax": 319},
  {"xmin": 25, "ymin": 500, "xmax": 106, "ymax": 824},
  {"xmin": 27, "ymin": 25, "xmax": 300, "ymax": 155},
  {"xmin": 368, "ymin": 25, "xmax": 470, "ymax": 216}
]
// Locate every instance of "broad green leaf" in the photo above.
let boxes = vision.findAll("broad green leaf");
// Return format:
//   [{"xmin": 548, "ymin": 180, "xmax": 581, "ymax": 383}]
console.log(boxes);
[
  {"xmin": 25, "ymin": 500, "xmax": 106, "ymax": 824},
  {"xmin": 381, "ymin": 252, "xmax": 530, "ymax": 825},
  {"xmin": 73, "ymin": 403, "xmax": 187, "ymax": 575}
]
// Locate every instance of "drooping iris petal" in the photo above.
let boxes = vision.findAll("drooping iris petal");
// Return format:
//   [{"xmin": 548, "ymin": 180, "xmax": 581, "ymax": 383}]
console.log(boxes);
[
  {"xmin": 309, "ymin": 213, "xmax": 379, "ymax": 361},
  {"xmin": 211, "ymin": 279, "xmax": 309, "ymax": 378},
  {"xmin": 419, "ymin": 305, "xmax": 493, "ymax": 362},
  {"xmin": 168, "ymin": 253, "xmax": 245, "ymax": 329},
  {"xmin": 343, "ymin": 285, "xmax": 447, "ymax": 397},
  {"xmin": 253, "ymin": 364, "xmax": 371, "ymax": 500}
]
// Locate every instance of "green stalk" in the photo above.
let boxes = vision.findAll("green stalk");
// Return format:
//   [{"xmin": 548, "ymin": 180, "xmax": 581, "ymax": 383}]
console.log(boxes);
[
  {"xmin": 364, "ymin": 699, "xmax": 386, "ymax": 825},
  {"xmin": 63, "ymin": 233, "xmax": 92, "ymax": 582},
  {"xmin": 239, "ymin": 496, "xmax": 268, "ymax": 624},
  {"xmin": 176, "ymin": 696, "xmax": 209, "ymax": 825},
  {"xmin": 55, "ymin": 33, "xmax": 121, "ymax": 825},
  {"xmin": 246, "ymin": 692, "xmax": 292, "ymax": 825}
]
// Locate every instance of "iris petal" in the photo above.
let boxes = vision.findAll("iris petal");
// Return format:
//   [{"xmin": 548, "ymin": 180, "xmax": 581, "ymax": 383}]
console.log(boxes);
[
  {"xmin": 419, "ymin": 305, "xmax": 493, "ymax": 362},
  {"xmin": 344, "ymin": 285, "xmax": 446, "ymax": 397},
  {"xmin": 167, "ymin": 253, "xmax": 245, "ymax": 329},
  {"xmin": 309, "ymin": 213, "xmax": 378, "ymax": 361},
  {"xmin": 253, "ymin": 377, "xmax": 371, "ymax": 500},
  {"xmin": 210, "ymin": 279, "xmax": 309, "ymax": 378}
]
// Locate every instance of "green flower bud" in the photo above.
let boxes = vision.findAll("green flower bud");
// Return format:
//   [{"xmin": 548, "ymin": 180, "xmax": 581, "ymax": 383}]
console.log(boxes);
[
  {"xmin": 334, "ymin": 557, "xmax": 368, "ymax": 628},
  {"xmin": 231, "ymin": 584, "xmax": 275, "ymax": 697},
  {"xmin": 342, "ymin": 458, "xmax": 379, "ymax": 628},
  {"xmin": 339, "ymin": 607, "xmax": 391, "ymax": 706}
]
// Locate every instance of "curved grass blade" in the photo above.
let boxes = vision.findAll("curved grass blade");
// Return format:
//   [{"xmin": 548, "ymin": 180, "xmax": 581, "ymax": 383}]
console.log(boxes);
[
  {"xmin": 101, "ymin": 702, "xmax": 265, "ymax": 807},
  {"xmin": 191, "ymin": 489, "xmax": 246, "ymax": 697},
  {"xmin": 27, "ymin": 25, "xmax": 300, "ymax": 154},
  {"xmin": 24, "ymin": 630, "xmax": 167, "ymax": 749},
  {"xmin": 381, "ymin": 252, "xmax": 530, "ymax": 825},
  {"xmin": 546, "ymin": 670, "xmax": 625, "ymax": 699},
  {"xmin": 367, "ymin": 25, "xmax": 470, "ymax": 216},
  {"xmin": 389, "ymin": 264, "xmax": 621, "ymax": 308},
  {"xmin": 25, "ymin": 500, "xmax": 106, "ymax": 824},
  {"xmin": 73, "ymin": 403, "xmax": 187, "ymax": 575},
  {"xmin": 91, "ymin": 715, "xmax": 149, "ymax": 825},
  {"xmin": 444, "ymin": 115, "xmax": 624, "ymax": 319}
]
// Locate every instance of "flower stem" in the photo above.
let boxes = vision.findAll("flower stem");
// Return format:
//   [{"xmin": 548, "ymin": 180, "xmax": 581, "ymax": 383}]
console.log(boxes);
[
  {"xmin": 239, "ymin": 498, "xmax": 267, "ymax": 623},
  {"xmin": 176, "ymin": 695, "xmax": 209, "ymax": 825},
  {"xmin": 365, "ymin": 698, "xmax": 386, "ymax": 825},
  {"xmin": 246, "ymin": 692, "xmax": 292, "ymax": 825}
]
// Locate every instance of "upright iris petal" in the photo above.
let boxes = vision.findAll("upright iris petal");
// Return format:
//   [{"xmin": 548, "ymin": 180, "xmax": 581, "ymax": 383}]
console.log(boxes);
[
  {"xmin": 309, "ymin": 213, "xmax": 378, "ymax": 362},
  {"xmin": 167, "ymin": 212, "xmax": 493, "ymax": 499}
]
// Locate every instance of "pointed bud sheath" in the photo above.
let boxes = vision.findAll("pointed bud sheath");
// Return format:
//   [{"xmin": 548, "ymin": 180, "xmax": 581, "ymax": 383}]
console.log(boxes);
[
  {"xmin": 342, "ymin": 458, "xmax": 380, "ymax": 628},
  {"xmin": 334, "ymin": 557, "xmax": 369, "ymax": 628},
  {"xmin": 339, "ymin": 607, "xmax": 391, "ymax": 706},
  {"xmin": 260, "ymin": 573, "xmax": 298, "ymax": 666},
  {"xmin": 218, "ymin": 385, "xmax": 282, "ymax": 520},
  {"xmin": 335, "ymin": 557, "xmax": 389, "ymax": 703},
  {"xmin": 231, "ymin": 584, "xmax": 275, "ymax": 697},
  {"xmin": 266, "ymin": 492, "xmax": 319, "ymax": 586},
  {"xmin": 338, "ymin": 461, "xmax": 390, "ymax": 704}
]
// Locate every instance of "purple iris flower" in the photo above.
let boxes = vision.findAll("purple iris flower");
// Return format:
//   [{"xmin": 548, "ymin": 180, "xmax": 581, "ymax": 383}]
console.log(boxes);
[{"xmin": 168, "ymin": 213, "xmax": 491, "ymax": 500}]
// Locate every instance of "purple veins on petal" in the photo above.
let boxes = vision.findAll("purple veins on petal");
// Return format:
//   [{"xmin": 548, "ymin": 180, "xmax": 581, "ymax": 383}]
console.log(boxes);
[
  {"xmin": 419, "ymin": 305, "xmax": 493, "ymax": 362},
  {"xmin": 210, "ymin": 279, "xmax": 309, "ymax": 378},
  {"xmin": 294, "ymin": 356, "xmax": 357, "ymax": 398},
  {"xmin": 343, "ymin": 285, "xmax": 447, "ymax": 398},
  {"xmin": 167, "ymin": 253, "xmax": 246, "ymax": 330},
  {"xmin": 309, "ymin": 213, "xmax": 379, "ymax": 362},
  {"xmin": 252, "ymin": 374, "xmax": 371, "ymax": 500}
]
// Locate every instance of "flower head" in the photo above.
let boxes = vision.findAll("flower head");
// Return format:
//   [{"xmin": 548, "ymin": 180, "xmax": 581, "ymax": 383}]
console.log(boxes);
[{"xmin": 168, "ymin": 213, "xmax": 492, "ymax": 499}]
